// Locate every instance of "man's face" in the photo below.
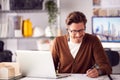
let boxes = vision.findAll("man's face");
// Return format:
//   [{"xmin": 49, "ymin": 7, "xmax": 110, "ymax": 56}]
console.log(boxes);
[{"xmin": 68, "ymin": 22, "xmax": 85, "ymax": 43}]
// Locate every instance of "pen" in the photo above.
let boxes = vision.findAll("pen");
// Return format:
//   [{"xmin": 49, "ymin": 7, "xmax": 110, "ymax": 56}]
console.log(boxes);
[
  {"xmin": 86, "ymin": 65, "xmax": 95, "ymax": 75},
  {"xmin": 108, "ymin": 74, "xmax": 113, "ymax": 80},
  {"xmin": 91, "ymin": 64, "xmax": 97, "ymax": 69}
]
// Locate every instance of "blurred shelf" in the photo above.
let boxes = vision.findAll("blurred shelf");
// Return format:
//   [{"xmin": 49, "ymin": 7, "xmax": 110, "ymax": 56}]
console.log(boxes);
[
  {"xmin": 0, "ymin": 36, "xmax": 55, "ymax": 39},
  {"xmin": 0, "ymin": 10, "xmax": 47, "ymax": 13}
]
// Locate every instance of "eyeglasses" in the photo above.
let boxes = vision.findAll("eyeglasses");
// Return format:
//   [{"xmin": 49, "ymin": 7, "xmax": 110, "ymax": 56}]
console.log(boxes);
[{"xmin": 67, "ymin": 29, "xmax": 85, "ymax": 34}]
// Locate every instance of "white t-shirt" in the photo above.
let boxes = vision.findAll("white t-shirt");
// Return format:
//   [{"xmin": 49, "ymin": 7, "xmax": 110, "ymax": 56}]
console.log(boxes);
[{"xmin": 68, "ymin": 41, "xmax": 82, "ymax": 58}]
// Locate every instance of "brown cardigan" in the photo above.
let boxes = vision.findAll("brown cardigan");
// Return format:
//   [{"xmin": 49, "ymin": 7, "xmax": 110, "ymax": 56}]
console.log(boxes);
[{"xmin": 51, "ymin": 33, "xmax": 112, "ymax": 75}]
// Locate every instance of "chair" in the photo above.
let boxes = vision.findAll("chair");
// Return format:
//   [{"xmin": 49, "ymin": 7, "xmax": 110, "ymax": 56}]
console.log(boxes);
[
  {"xmin": 104, "ymin": 48, "xmax": 120, "ymax": 67},
  {"xmin": 0, "ymin": 40, "xmax": 4, "ymax": 51},
  {"xmin": 0, "ymin": 40, "xmax": 13, "ymax": 62}
]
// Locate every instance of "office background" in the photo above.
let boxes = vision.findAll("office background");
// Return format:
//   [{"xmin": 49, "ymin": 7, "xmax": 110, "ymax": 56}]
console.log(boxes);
[{"xmin": 1, "ymin": 0, "xmax": 120, "ymax": 74}]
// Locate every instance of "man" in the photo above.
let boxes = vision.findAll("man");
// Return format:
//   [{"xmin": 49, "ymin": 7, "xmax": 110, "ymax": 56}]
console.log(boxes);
[{"xmin": 51, "ymin": 11, "xmax": 112, "ymax": 78}]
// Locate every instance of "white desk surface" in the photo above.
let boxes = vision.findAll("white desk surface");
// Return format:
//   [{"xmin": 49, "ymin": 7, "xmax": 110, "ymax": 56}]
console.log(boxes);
[{"xmin": 20, "ymin": 74, "xmax": 120, "ymax": 80}]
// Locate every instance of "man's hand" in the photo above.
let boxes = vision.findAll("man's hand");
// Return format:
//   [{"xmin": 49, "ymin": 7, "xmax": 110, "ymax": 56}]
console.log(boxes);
[{"xmin": 86, "ymin": 68, "xmax": 99, "ymax": 78}]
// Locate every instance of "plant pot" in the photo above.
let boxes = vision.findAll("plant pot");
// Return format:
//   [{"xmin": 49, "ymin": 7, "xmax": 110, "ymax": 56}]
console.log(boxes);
[{"xmin": 45, "ymin": 25, "xmax": 57, "ymax": 37}]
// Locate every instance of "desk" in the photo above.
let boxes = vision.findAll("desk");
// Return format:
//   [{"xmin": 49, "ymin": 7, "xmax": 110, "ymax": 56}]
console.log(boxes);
[{"xmin": 20, "ymin": 74, "xmax": 120, "ymax": 80}]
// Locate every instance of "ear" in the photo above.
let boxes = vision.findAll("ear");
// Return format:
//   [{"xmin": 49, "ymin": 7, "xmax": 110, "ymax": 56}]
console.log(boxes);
[
  {"xmin": 66, "ymin": 28, "xmax": 68, "ymax": 31},
  {"xmin": 66, "ymin": 33, "xmax": 70, "ymax": 41},
  {"xmin": 84, "ymin": 26, "xmax": 86, "ymax": 30}
]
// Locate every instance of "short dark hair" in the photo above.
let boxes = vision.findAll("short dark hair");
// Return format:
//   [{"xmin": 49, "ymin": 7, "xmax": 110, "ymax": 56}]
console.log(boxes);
[{"xmin": 66, "ymin": 11, "xmax": 87, "ymax": 26}]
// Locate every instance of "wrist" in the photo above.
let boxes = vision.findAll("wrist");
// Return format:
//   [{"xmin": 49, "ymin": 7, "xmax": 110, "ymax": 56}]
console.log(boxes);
[{"xmin": 97, "ymin": 69, "xmax": 103, "ymax": 76}]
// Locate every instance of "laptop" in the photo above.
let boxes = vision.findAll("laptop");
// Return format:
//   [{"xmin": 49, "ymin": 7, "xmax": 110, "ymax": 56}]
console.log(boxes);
[{"xmin": 16, "ymin": 50, "xmax": 70, "ymax": 79}]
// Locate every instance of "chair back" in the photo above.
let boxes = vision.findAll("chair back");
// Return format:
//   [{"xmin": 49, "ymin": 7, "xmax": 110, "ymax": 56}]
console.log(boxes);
[{"xmin": 104, "ymin": 48, "xmax": 120, "ymax": 67}]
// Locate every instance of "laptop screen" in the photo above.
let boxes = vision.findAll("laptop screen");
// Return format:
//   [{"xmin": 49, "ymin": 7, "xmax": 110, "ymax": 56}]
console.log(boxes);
[{"xmin": 16, "ymin": 50, "xmax": 57, "ymax": 78}]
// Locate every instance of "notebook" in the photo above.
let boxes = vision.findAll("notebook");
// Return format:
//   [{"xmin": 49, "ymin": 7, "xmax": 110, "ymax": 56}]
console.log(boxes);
[{"xmin": 16, "ymin": 50, "xmax": 70, "ymax": 79}]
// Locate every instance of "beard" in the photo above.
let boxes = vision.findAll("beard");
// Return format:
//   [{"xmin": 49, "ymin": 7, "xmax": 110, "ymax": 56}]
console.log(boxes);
[
  {"xmin": 74, "ymin": 36, "xmax": 83, "ymax": 43},
  {"xmin": 71, "ymin": 33, "xmax": 85, "ymax": 43}
]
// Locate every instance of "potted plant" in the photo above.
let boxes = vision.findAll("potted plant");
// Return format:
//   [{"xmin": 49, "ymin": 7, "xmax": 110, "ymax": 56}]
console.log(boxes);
[
  {"xmin": 45, "ymin": 0, "xmax": 58, "ymax": 26},
  {"xmin": 45, "ymin": 0, "xmax": 58, "ymax": 37}
]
